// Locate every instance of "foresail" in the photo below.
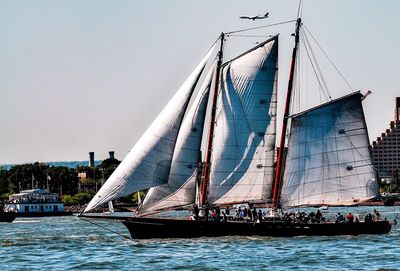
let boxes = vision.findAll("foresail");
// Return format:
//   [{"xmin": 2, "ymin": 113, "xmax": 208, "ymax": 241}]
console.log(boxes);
[
  {"xmin": 139, "ymin": 64, "xmax": 214, "ymax": 214},
  {"xmin": 84, "ymin": 45, "xmax": 216, "ymax": 212},
  {"xmin": 207, "ymin": 36, "xmax": 278, "ymax": 205},
  {"xmin": 280, "ymin": 92, "xmax": 378, "ymax": 207}
]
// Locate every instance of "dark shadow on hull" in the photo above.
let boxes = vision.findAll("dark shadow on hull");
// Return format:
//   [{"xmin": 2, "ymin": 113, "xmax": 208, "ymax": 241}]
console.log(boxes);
[
  {"xmin": 0, "ymin": 212, "xmax": 16, "ymax": 222},
  {"xmin": 121, "ymin": 217, "xmax": 392, "ymax": 239}
]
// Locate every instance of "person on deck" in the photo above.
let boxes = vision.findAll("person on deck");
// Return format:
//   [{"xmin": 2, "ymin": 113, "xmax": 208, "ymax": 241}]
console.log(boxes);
[
  {"xmin": 248, "ymin": 209, "xmax": 253, "ymax": 221},
  {"xmin": 225, "ymin": 206, "xmax": 230, "ymax": 216},
  {"xmin": 258, "ymin": 210, "xmax": 263, "ymax": 222},
  {"xmin": 243, "ymin": 207, "xmax": 248, "ymax": 218},
  {"xmin": 239, "ymin": 209, "xmax": 245, "ymax": 221},
  {"xmin": 252, "ymin": 208, "xmax": 258, "ymax": 222},
  {"xmin": 308, "ymin": 211, "xmax": 316, "ymax": 223},
  {"xmin": 216, "ymin": 206, "xmax": 221, "ymax": 222},
  {"xmin": 211, "ymin": 208, "xmax": 217, "ymax": 221},
  {"xmin": 374, "ymin": 209, "xmax": 381, "ymax": 221},
  {"xmin": 365, "ymin": 213, "xmax": 373, "ymax": 223},
  {"xmin": 222, "ymin": 211, "xmax": 227, "ymax": 222},
  {"xmin": 315, "ymin": 210, "xmax": 323, "ymax": 223},
  {"xmin": 336, "ymin": 213, "xmax": 345, "ymax": 223},
  {"xmin": 205, "ymin": 206, "xmax": 209, "ymax": 222},
  {"xmin": 346, "ymin": 213, "xmax": 354, "ymax": 223},
  {"xmin": 193, "ymin": 205, "xmax": 199, "ymax": 221}
]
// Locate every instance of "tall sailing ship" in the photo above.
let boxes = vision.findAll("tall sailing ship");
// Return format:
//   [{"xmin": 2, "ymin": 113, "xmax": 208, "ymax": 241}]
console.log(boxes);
[{"xmin": 82, "ymin": 18, "xmax": 392, "ymax": 239}]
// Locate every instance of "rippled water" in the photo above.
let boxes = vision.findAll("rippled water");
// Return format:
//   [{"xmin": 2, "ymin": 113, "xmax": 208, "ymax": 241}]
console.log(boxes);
[{"xmin": 1, "ymin": 206, "xmax": 400, "ymax": 270}]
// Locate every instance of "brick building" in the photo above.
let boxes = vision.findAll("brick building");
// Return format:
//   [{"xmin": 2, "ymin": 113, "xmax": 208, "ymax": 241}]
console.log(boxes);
[{"xmin": 371, "ymin": 97, "xmax": 400, "ymax": 178}]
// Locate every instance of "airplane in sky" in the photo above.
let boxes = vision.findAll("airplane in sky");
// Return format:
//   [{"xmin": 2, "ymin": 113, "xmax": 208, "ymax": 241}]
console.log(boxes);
[{"xmin": 239, "ymin": 12, "xmax": 269, "ymax": 21}]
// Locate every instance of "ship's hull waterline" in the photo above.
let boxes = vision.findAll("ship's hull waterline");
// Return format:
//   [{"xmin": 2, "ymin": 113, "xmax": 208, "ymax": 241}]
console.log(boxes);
[
  {"xmin": 82, "ymin": 215, "xmax": 392, "ymax": 239},
  {"xmin": 122, "ymin": 217, "xmax": 391, "ymax": 239},
  {"xmin": 14, "ymin": 211, "xmax": 73, "ymax": 217}
]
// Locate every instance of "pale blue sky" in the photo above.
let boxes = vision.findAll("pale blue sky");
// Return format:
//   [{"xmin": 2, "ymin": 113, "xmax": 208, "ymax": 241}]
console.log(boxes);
[{"xmin": 1, "ymin": 0, "xmax": 399, "ymax": 164}]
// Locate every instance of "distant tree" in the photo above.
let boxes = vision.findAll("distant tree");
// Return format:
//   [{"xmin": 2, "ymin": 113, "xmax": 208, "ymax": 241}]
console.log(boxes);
[
  {"xmin": 0, "ymin": 168, "xmax": 11, "ymax": 198},
  {"xmin": 63, "ymin": 195, "xmax": 78, "ymax": 206},
  {"xmin": 63, "ymin": 192, "xmax": 92, "ymax": 206},
  {"xmin": 47, "ymin": 166, "xmax": 79, "ymax": 195},
  {"xmin": 7, "ymin": 163, "xmax": 79, "ymax": 195},
  {"xmin": 8, "ymin": 162, "xmax": 49, "ymax": 191},
  {"xmin": 96, "ymin": 158, "xmax": 120, "ymax": 180},
  {"xmin": 4, "ymin": 158, "xmax": 121, "ymax": 200},
  {"xmin": 72, "ymin": 192, "xmax": 93, "ymax": 204}
]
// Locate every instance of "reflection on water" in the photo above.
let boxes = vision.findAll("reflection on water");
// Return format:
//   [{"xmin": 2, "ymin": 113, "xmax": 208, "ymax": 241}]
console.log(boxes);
[{"xmin": 0, "ymin": 206, "xmax": 399, "ymax": 270}]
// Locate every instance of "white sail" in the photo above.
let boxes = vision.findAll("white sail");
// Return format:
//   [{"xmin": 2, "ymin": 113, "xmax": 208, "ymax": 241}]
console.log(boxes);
[
  {"xmin": 139, "ymin": 64, "xmax": 215, "ymax": 214},
  {"xmin": 280, "ymin": 92, "xmax": 378, "ymax": 207},
  {"xmin": 84, "ymin": 45, "xmax": 216, "ymax": 212},
  {"xmin": 108, "ymin": 201, "xmax": 114, "ymax": 213},
  {"xmin": 207, "ymin": 36, "xmax": 279, "ymax": 205}
]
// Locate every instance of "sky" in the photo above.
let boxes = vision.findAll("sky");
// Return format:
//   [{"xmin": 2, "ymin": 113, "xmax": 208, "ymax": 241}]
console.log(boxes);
[{"xmin": 1, "ymin": 0, "xmax": 399, "ymax": 164}]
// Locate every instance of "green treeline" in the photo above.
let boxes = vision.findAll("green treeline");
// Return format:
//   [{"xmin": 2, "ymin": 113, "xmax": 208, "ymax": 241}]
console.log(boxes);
[{"xmin": 0, "ymin": 158, "xmax": 124, "ymax": 205}]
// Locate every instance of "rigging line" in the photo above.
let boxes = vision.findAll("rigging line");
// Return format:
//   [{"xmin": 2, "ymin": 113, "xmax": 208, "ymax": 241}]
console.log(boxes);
[
  {"xmin": 208, "ymin": 36, "xmax": 221, "ymax": 53},
  {"xmin": 300, "ymin": 34, "xmax": 330, "ymax": 101},
  {"xmin": 78, "ymin": 216, "xmax": 134, "ymax": 241},
  {"xmin": 225, "ymin": 19, "xmax": 297, "ymax": 35},
  {"xmin": 226, "ymin": 34, "xmax": 273, "ymax": 38},
  {"xmin": 302, "ymin": 29, "xmax": 332, "ymax": 100},
  {"xmin": 303, "ymin": 29, "xmax": 331, "ymax": 100},
  {"xmin": 297, "ymin": 0, "xmax": 303, "ymax": 19},
  {"xmin": 302, "ymin": 30, "xmax": 331, "ymax": 99},
  {"xmin": 303, "ymin": 24, "xmax": 354, "ymax": 92}
]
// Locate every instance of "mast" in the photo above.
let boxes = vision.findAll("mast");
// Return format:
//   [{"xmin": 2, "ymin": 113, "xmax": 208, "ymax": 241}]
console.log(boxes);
[
  {"xmin": 272, "ymin": 18, "xmax": 301, "ymax": 209},
  {"xmin": 200, "ymin": 33, "xmax": 224, "ymax": 207}
]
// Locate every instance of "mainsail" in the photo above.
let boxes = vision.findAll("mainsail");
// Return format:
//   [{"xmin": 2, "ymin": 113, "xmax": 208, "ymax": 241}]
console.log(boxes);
[
  {"xmin": 84, "ymin": 45, "xmax": 216, "ymax": 212},
  {"xmin": 280, "ymin": 92, "xmax": 378, "ymax": 207},
  {"xmin": 207, "ymin": 36, "xmax": 279, "ymax": 205},
  {"xmin": 139, "ymin": 64, "xmax": 215, "ymax": 214}
]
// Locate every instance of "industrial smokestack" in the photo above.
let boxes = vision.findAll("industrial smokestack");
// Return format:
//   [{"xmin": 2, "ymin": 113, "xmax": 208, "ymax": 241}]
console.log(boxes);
[
  {"xmin": 109, "ymin": 151, "xmax": 115, "ymax": 160},
  {"xmin": 89, "ymin": 152, "xmax": 95, "ymax": 167}
]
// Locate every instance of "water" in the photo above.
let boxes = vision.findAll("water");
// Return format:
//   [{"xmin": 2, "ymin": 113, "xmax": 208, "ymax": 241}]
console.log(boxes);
[{"xmin": 1, "ymin": 206, "xmax": 399, "ymax": 270}]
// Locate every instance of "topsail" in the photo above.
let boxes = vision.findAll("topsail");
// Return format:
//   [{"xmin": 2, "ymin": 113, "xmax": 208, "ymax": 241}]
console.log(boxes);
[
  {"xmin": 84, "ymin": 45, "xmax": 216, "ymax": 212},
  {"xmin": 207, "ymin": 36, "xmax": 279, "ymax": 205}
]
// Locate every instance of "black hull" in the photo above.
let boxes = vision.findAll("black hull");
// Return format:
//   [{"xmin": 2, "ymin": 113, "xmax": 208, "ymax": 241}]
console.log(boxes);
[
  {"xmin": 0, "ymin": 212, "xmax": 16, "ymax": 223},
  {"xmin": 15, "ymin": 211, "xmax": 73, "ymax": 217},
  {"xmin": 121, "ymin": 217, "xmax": 392, "ymax": 239}
]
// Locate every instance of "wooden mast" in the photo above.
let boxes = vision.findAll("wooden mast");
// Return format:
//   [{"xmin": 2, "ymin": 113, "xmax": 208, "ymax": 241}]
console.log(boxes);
[
  {"xmin": 200, "ymin": 33, "xmax": 224, "ymax": 207},
  {"xmin": 272, "ymin": 18, "xmax": 302, "ymax": 209}
]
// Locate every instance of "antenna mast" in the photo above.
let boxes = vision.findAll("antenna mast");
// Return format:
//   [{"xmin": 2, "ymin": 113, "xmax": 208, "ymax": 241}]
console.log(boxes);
[
  {"xmin": 272, "ymin": 18, "xmax": 302, "ymax": 209},
  {"xmin": 200, "ymin": 33, "xmax": 224, "ymax": 207}
]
